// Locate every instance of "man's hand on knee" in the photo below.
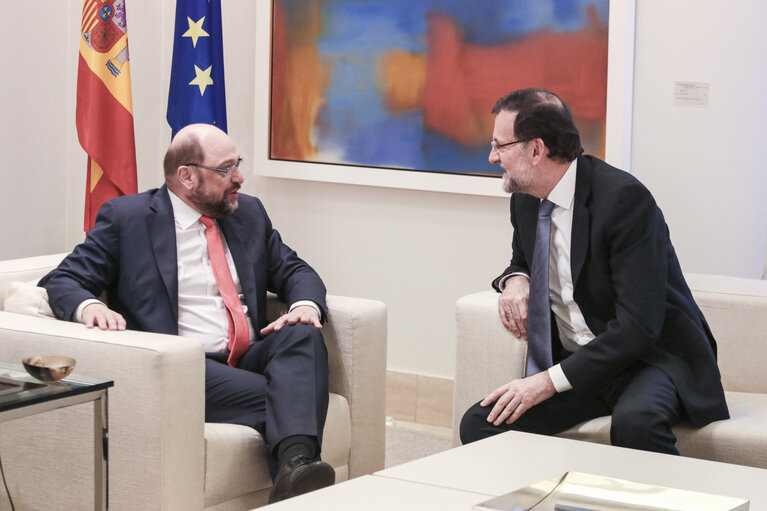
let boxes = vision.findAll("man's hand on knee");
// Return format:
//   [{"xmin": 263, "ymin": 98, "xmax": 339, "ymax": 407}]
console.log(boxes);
[
  {"xmin": 480, "ymin": 371, "xmax": 555, "ymax": 426},
  {"xmin": 82, "ymin": 302, "xmax": 126, "ymax": 331},
  {"xmin": 260, "ymin": 305, "xmax": 322, "ymax": 336}
]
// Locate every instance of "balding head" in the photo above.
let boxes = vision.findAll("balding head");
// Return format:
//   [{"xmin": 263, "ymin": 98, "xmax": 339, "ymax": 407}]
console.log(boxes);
[
  {"xmin": 163, "ymin": 124, "xmax": 219, "ymax": 181},
  {"xmin": 163, "ymin": 123, "xmax": 243, "ymax": 218},
  {"xmin": 491, "ymin": 88, "xmax": 583, "ymax": 163},
  {"xmin": 163, "ymin": 123, "xmax": 231, "ymax": 184}
]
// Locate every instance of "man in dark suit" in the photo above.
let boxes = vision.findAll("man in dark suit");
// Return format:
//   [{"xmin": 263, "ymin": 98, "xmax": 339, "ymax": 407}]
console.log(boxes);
[
  {"xmin": 40, "ymin": 123, "xmax": 334, "ymax": 502},
  {"xmin": 460, "ymin": 88, "xmax": 729, "ymax": 454}
]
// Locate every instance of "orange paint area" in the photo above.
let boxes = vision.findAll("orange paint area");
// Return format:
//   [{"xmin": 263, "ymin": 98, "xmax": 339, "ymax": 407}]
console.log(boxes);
[
  {"xmin": 270, "ymin": 0, "xmax": 328, "ymax": 161},
  {"xmin": 378, "ymin": 51, "xmax": 426, "ymax": 113}
]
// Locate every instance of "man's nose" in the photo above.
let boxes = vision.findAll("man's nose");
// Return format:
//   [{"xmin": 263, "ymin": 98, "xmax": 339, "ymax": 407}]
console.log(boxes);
[
  {"xmin": 230, "ymin": 166, "xmax": 245, "ymax": 184},
  {"xmin": 489, "ymin": 149, "xmax": 500, "ymax": 165}
]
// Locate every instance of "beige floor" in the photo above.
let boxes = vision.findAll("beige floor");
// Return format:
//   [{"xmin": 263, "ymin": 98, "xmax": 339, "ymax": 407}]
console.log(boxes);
[
  {"xmin": 384, "ymin": 370, "xmax": 455, "ymax": 468},
  {"xmin": 385, "ymin": 419, "xmax": 453, "ymax": 468}
]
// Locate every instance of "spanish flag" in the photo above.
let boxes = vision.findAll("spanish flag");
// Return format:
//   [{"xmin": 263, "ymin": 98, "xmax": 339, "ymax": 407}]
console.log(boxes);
[{"xmin": 77, "ymin": 0, "xmax": 138, "ymax": 232}]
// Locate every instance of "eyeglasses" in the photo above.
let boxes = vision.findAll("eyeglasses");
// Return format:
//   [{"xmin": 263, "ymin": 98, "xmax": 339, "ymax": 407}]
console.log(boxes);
[
  {"xmin": 490, "ymin": 139, "xmax": 525, "ymax": 153},
  {"xmin": 184, "ymin": 157, "xmax": 243, "ymax": 176}
]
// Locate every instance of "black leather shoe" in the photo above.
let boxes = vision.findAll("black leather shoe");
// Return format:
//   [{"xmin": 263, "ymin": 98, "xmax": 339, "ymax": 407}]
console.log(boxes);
[{"xmin": 268, "ymin": 455, "xmax": 335, "ymax": 503}]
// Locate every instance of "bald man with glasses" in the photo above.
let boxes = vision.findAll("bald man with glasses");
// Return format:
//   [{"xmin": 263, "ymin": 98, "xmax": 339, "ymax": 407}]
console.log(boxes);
[{"xmin": 40, "ymin": 123, "xmax": 335, "ymax": 503}]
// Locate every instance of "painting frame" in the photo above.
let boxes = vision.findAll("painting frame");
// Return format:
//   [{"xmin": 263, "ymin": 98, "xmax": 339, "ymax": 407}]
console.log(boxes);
[{"xmin": 253, "ymin": 0, "xmax": 635, "ymax": 197}]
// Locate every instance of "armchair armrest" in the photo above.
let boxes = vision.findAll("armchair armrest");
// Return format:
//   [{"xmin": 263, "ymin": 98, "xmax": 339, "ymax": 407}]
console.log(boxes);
[
  {"xmin": 323, "ymin": 295, "xmax": 387, "ymax": 477},
  {"xmin": 453, "ymin": 291, "xmax": 527, "ymax": 446},
  {"xmin": 263, "ymin": 293, "xmax": 387, "ymax": 477},
  {"xmin": 0, "ymin": 311, "xmax": 205, "ymax": 511}
]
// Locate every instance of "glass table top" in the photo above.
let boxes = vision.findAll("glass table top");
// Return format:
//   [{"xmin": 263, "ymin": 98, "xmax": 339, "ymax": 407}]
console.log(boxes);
[{"xmin": 0, "ymin": 361, "xmax": 113, "ymax": 413}]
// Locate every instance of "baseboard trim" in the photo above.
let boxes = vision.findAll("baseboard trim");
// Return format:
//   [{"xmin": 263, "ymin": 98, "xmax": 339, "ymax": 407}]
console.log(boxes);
[{"xmin": 386, "ymin": 370, "xmax": 454, "ymax": 429}]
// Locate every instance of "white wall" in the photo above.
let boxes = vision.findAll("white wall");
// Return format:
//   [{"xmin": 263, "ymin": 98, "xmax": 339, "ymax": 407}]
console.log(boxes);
[
  {"xmin": 0, "ymin": 0, "xmax": 175, "ymax": 255},
  {"xmin": 0, "ymin": 0, "xmax": 256, "ymax": 253},
  {"xmin": 254, "ymin": 1, "xmax": 767, "ymax": 377},
  {"xmin": 0, "ymin": 1, "xmax": 73, "ymax": 258},
  {"xmin": 1, "ymin": 0, "xmax": 766, "ymax": 378},
  {"xmin": 631, "ymin": 1, "xmax": 767, "ymax": 278}
]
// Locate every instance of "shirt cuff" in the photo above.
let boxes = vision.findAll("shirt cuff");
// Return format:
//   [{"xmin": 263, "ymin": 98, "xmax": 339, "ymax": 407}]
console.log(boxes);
[
  {"xmin": 548, "ymin": 364, "xmax": 573, "ymax": 393},
  {"xmin": 75, "ymin": 298, "xmax": 104, "ymax": 323},
  {"xmin": 499, "ymin": 272, "xmax": 530, "ymax": 290},
  {"xmin": 289, "ymin": 300, "xmax": 321, "ymax": 320}
]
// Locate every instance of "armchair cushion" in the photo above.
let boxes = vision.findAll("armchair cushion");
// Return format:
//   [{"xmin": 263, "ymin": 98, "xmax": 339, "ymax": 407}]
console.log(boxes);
[
  {"xmin": 3, "ymin": 280, "xmax": 54, "ymax": 318},
  {"xmin": 556, "ymin": 391, "xmax": 767, "ymax": 468},
  {"xmin": 202, "ymin": 393, "xmax": 351, "ymax": 508}
]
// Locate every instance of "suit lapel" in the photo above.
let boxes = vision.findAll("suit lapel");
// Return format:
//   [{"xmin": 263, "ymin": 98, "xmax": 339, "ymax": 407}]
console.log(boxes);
[
  {"xmin": 516, "ymin": 193, "xmax": 540, "ymax": 261},
  {"xmin": 147, "ymin": 187, "xmax": 179, "ymax": 323},
  {"xmin": 570, "ymin": 156, "xmax": 592, "ymax": 287}
]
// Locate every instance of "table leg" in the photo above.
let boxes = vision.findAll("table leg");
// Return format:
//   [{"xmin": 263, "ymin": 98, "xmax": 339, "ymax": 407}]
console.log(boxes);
[{"xmin": 93, "ymin": 390, "xmax": 109, "ymax": 510}]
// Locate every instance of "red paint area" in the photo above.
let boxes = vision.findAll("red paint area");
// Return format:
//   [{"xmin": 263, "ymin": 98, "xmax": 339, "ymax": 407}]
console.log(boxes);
[{"xmin": 423, "ymin": 6, "xmax": 608, "ymax": 149}]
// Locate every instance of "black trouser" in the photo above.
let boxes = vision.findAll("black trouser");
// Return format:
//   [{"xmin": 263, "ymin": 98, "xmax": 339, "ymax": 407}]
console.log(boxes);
[
  {"xmin": 204, "ymin": 323, "xmax": 329, "ymax": 476},
  {"xmin": 460, "ymin": 363, "xmax": 685, "ymax": 455}
]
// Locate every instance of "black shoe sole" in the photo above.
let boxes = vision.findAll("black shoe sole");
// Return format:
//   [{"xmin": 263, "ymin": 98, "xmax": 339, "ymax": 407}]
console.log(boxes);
[
  {"xmin": 291, "ymin": 461, "xmax": 336, "ymax": 495},
  {"xmin": 269, "ymin": 461, "xmax": 336, "ymax": 503}
]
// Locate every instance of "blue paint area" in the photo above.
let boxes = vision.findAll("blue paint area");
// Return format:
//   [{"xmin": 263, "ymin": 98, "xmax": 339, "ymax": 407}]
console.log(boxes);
[
  {"xmin": 421, "ymin": 131, "xmax": 503, "ymax": 175},
  {"xmin": 322, "ymin": 58, "xmax": 388, "ymax": 128},
  {"xmin": 338, "ymin": 113, "xmax": 428, "ymax": 169},
  {"xmin": 318, "ymin": 1, "xmax": 608, "ymax": 48},
  {"xmin": 315, "ymin": 112, "xmax": 502, "ymax": 175},
  {"xmin": 277, "ymin": 0, "xmax": 608, "ymax": 177},
  {"xmin": 319, "ymin": 3, "xmax": 427, "ymax": 54}
]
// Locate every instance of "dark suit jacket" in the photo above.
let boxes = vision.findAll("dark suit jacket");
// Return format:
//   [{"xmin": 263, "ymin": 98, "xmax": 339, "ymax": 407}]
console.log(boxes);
[
  {"xmin": 40, "ymin": 186, "xmax": 327, "ymax": 337},
  {"xmin": 492, "ymin": 155, "xmax": 728, "ymax": 427}
]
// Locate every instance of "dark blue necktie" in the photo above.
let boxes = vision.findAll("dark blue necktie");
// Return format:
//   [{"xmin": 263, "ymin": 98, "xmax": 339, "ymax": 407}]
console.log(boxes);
[{"xmin": 526, "ymin": 199, "xmax": 555, "ymax": 376}]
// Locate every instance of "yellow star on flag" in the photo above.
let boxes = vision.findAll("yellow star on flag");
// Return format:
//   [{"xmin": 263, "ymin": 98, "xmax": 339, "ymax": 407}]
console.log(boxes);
[
  {"xmin": 182, "ymin": 16, "xmax": 209, "ymax": 48},
  {"xmin": 189, "ymin": 65, "xmax": 214, "ymax": 96}
]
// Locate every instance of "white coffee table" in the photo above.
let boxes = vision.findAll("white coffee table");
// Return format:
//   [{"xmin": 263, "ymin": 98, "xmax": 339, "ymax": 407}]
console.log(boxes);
[
  {"xmin": 261, "ymin": 430, "xmax": 767, "ymax": 509},
  {"xmin": 376, "ymin": 430, "xmax": 766, "ymax": 506},
  {"xmin": 262, "ymin": 474, "xmax": 492, "ymax": 510}
]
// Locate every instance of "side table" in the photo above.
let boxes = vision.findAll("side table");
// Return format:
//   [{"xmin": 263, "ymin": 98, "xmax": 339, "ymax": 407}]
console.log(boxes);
[{"xmin": 0, "ymin": 362, "xmax": 113, "ymax": 511}]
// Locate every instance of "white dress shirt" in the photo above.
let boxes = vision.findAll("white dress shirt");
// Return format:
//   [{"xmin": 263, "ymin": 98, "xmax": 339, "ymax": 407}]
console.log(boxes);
[
  {"xmin": 545, "ymin": 159, "xmax": 596, "ymax": 392},
  {"xmin": 169, "ymin": 190, "xmax": 253, "ymax": 353}
]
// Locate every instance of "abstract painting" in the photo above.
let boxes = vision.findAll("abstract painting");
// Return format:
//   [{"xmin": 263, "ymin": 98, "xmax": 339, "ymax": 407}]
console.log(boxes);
[{"xmin": 270, "ymin": 0, "xmax": 609, "ymax": 178}]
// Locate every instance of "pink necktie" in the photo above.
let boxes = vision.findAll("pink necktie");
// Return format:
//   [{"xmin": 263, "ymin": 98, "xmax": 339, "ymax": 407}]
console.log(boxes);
[{"xmin": 199, "ymin": 216, "xmax": 250, "ymax": 367}]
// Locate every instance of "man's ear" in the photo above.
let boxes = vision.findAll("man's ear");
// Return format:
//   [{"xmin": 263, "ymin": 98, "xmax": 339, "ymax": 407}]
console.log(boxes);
[
  {"xmin": 529, "ymin": 138, "xmax": 547, "ymax": 164},
  {"xmin": 177, "ymin": 165, "xmax": 195, "ymax": 191}
]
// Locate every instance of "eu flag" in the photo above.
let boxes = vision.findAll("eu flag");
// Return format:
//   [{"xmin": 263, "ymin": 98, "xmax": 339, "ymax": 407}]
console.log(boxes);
[{"xmin": 167, "ymin": 0, "xmax": 227, "ymax": 137}]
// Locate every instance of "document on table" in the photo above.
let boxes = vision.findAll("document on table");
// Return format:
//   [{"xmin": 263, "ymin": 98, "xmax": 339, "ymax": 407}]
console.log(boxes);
[{"xmin": 473, "ymin": 471, "xmax": 749, "ymax": 511}]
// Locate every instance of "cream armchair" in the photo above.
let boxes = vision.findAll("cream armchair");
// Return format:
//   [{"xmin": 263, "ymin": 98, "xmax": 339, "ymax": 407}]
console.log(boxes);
[
  {"xmin": 0, "ymin": 253, "xmax": 387, "ymax": 511},
  {"xmin": 453, "ymin": 273, "xmax": 767, "ymax": 469}
]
